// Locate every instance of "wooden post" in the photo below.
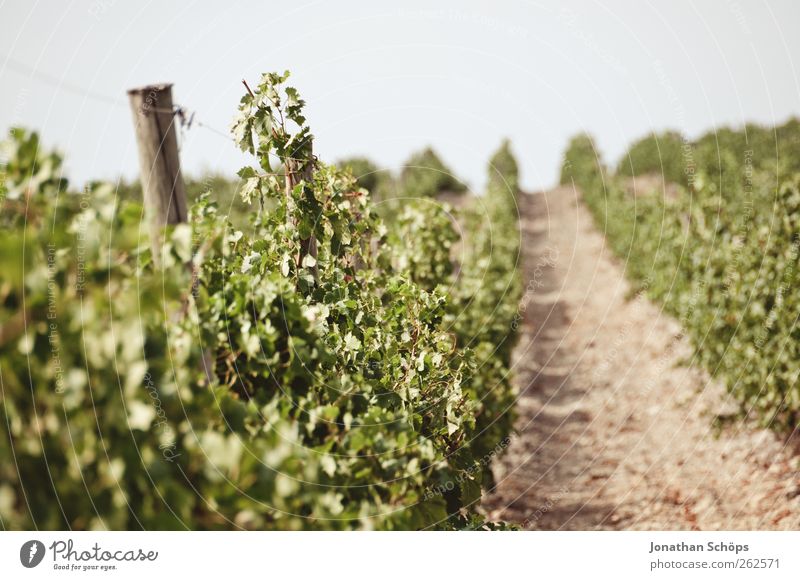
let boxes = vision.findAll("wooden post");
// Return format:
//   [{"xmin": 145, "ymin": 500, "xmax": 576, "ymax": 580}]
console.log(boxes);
[{"xmin": 127, "ymin": 83, "xmax": 188, "ymax": 262}]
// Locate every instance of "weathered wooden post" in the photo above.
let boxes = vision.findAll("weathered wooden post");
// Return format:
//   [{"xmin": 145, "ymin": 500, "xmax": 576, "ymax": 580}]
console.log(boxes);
[{"xmin": 127, "ymin": 84, "xmax": 187, "ymax": 263}]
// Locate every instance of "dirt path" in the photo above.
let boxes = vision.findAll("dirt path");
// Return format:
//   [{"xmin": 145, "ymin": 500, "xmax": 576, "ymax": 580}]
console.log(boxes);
[{"xmin": 483, "ymin": 187, "xmax": 800, "ymax": 530}]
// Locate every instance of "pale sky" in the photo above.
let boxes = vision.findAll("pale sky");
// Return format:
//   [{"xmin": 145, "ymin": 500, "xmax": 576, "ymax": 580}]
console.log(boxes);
[{"xmin": 1, "ymin": 0, "xmax": 799, "ymax": 192}]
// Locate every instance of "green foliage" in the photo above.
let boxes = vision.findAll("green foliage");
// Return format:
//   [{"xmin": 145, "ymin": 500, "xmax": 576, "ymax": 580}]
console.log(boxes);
[
  {"xmin": 446, "ymin": 142, "xmax": 522, "ymax": 475},
  {"xmin": 337, "ymin": 156, "xmax": 395, "ymax": 202},
  {"xmin": 565, "ymin": 118, "xmax": 800, "ymax": 432},
  {"xmin": 389, "ymin": 200, "xmax": 458, "ymax": 292},
  {"xmin": 0, "ymin": 146, "xmax": 198, "ymax": 528},
  {"xmin": 616, "ymin": 130, "xmax": 692, "ymax": 188},
  {"xmin": 559, "ymin": 133, "xmax": 603, "ymax": 186},
  {"xmin": 488, "ymin": 139, "xmax": 519, "ymax": 193},
  {"xmin": 0, "ymin": 74, "xmax": 521, "ymax": 530},
  {"xmin": 0, "ymin": 127, "xmax": 68, "ymax": 201},
  {"xmin": 389, "ymin": 138, "xmax": 522, "ymax": 476},
  {"xmin": 399, "ymin": 147, "xmax": 467, "ymax": 198},
  {"xmin": 113, "ymin": 174, "xmax": 247, "ymax": 228}
]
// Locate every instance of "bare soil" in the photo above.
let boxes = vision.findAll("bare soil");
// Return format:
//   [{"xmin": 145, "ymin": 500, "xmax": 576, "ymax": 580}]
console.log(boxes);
[{"xmin": 483, "ymin": 187, "xmax": 800, "ymax": 530}]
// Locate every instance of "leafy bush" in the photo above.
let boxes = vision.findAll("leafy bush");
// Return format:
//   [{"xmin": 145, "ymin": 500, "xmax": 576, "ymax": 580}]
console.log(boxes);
[
  {"xmin": 564, "ymin": 120, "xmax": 800, "ymax": 432},
  {"xmin": 1, "ymin": 128, "xmax": 68, "ymax": 199},
  {"xmin": 447, "ymin": 140, "xmax": 522, "ymax": 475},
  {"xmin": 399, "ymin": 147, "xmax": 467, "ymax": 199},
  {"xmin": 487, "ymin": 139, "xmax": 519, "ymax": 193},
  {"xmin": 611, "ymin": 120, "xmax": 800, "ymax": 196},
  {"xmin": 616, "ymin": 130, "xmax": 692, "ymax": 188},
  {"xmin": 559, "ymin": 133, "xmax": 604, "ymax": 187},
  {"xmin": 337, "ymin": 156, "xmax": 395, "ymax": 202},
  {"xmin": 112, "ymin": 174, "xmax": 247, "ymax": 228},
  {"xmin": 389, "ymin": 200, "xmax": 458, "ymax": 292},
  {"xmin": 0, "ymin": 73, "xmax": 521, "ymax": 529}
]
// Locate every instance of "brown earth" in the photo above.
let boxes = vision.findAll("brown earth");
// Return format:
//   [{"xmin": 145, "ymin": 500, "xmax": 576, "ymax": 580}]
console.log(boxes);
[{"xmin": 483, "ymin": 186, "xmax": 800, "ymax": 530}]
